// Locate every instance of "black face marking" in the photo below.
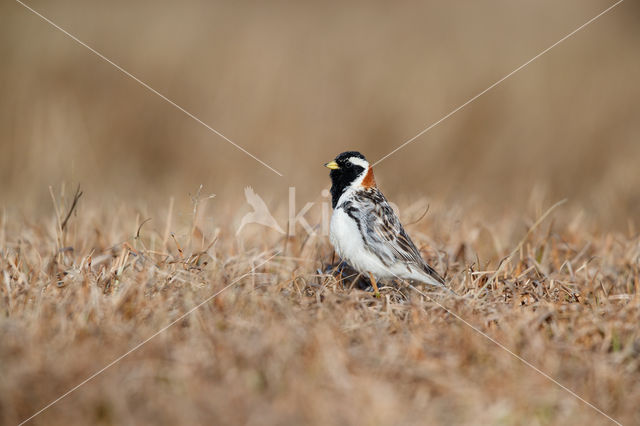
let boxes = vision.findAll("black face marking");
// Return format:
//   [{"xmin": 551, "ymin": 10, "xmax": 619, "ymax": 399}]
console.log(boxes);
[
  {"xmin": 328, "ymin": 151, "xmax": 367, "ymax": 208},
  {"xmin": 340, "ymin": 200, "xmax": 365, "ymax": 239}
]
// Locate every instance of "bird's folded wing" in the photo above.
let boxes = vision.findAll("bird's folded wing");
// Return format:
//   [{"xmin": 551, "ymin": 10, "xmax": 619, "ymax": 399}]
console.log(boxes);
[{"xmin": 353, "ymin": 189, "xmax": 444, "ymax": 284}]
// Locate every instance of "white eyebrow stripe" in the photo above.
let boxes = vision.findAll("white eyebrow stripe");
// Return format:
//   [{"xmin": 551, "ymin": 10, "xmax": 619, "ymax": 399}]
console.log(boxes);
[{"xmin": 348, "ymin": 157, "xmax": 369, "ymax": 168}]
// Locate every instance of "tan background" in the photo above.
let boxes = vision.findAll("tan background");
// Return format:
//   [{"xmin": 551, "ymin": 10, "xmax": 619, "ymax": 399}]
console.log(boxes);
[
  {"xmin": 2, "ymin": 2, "xmax": 640, "ymax": 425},
  {"xmin": 1, "ymin": 0, "xmax": 639, "ymax": 226}
]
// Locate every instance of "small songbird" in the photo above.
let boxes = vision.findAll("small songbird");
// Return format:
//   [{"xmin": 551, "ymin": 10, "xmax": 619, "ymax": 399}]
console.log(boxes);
[{"xmin": 324, "ymin": 151, "xmax": 446, "ymax": 293}]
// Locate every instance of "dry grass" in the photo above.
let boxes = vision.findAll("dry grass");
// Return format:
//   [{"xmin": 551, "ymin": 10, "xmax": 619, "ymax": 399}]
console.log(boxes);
[
  {"xmin": 1, "ymin": 187, "xmax": 639, "ymax": 425},
  {"xmin": 2, "ymin": 1, "xmax": 640, "ymax": 424},
  {"xmin": 2, "ymin": 0, "xmax": 640, "ymax": 222}
]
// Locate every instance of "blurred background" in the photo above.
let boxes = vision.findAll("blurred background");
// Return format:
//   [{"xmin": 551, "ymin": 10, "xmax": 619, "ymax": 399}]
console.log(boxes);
[{"xmin": 1, "ymin": 0, "xmax": 639, "ymax": 227}]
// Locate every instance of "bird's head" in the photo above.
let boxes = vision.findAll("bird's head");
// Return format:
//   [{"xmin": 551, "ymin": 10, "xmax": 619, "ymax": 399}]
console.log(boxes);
[{"xmin": 324, "ymin": 151, "xmax": 376, "ymax": 208}]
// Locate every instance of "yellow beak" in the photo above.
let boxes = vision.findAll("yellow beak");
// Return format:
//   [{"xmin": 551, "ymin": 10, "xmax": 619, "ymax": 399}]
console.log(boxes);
[{"xmin": 324, "ymin": 160, "xmax": 340, "ymax": 170}]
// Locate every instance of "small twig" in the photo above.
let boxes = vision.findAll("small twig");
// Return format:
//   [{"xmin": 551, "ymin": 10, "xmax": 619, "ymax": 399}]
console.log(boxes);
[
  {"xmin": 171, "ymin": 233, "xmax": 184, "ymax": 259},
  {"xmin": 136, "ymin": 218, "xmax": 152, "ymax": 239},
  {"xmin": 61, "ymin": 185, "xmax": 83, "ymax": 232},
  {"xmin": 406, "ymin": 203, "xmax": 430, "ymax": 227},
  {"xmin": 162, "ymin": 197, "xmax": 174, "ymax": 251}
]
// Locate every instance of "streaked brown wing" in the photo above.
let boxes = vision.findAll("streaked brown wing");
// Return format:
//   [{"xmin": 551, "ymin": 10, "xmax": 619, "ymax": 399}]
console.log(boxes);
[{"xmin": 354, "ymin": 188, "xmax": 444, "ymax": 284}]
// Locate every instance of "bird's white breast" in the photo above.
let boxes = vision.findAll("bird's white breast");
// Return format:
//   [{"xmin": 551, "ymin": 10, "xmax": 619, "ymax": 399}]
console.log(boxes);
[
  {"xmin": 329, "ymin": 208, "xmax": 362, "ymax": 260},
  {"xmin": 329, "ymin": 201, "xmax": 393, "ymax": 278}
]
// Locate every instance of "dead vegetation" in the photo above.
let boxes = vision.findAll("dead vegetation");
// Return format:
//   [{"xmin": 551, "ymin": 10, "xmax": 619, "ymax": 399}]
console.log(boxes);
[
  {"xmin": 1, "ymin": 186, "xmax": 638, "ymax": 426},
  {"xmin": 1, "ymin": 2, "xmax": 640, "ymax": 424}
]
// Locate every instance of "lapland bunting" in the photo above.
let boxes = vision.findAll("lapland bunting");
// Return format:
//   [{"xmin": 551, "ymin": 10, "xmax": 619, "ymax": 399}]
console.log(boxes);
[{"xmin": 324, "ymin": 151, "xmax": 446, "ymax": 293}]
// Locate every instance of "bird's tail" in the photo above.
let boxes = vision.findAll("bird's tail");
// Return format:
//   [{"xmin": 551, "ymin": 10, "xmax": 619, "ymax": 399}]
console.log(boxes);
[{"xmin": 416, "ymin": 270, "xmax": 457, "ymax": 295}]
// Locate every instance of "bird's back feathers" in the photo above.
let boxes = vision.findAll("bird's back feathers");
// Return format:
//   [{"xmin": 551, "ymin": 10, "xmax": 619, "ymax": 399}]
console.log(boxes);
[{"xmin": 336, "ymin": 187, "xmax": 445, "ymax": 287}]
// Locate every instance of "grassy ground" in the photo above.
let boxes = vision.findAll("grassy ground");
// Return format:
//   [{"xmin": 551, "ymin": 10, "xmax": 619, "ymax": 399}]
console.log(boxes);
[
  {"xmin": 1, "ymin": 189, "xmax": 638, "ymax": 425},
  {"xmin": 2, "ymin": 2, "xmax": 640, "ymax": 424}
]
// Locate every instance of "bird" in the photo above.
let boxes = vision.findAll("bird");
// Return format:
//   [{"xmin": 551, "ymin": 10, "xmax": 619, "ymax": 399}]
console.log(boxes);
[
  {"xmin": 324, "ymin": 151, "xmax": 447, "ymax": 294},
  {"xmin": 236, "ymin": 187, "xmax": 285, "ymax": 235}
]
